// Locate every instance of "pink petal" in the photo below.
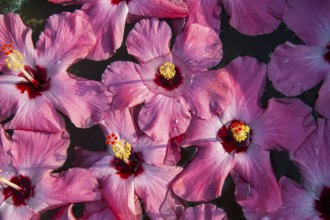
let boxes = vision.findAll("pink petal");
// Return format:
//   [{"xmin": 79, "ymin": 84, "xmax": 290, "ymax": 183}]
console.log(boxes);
[
  {"xmin": 184, "ymin": 0, "xmax": 221, "ymax": 33},
  {"xmin": 74, "ymin": 147, "xmax": 109, "ymax": 168},
  {"xmin": 160, "ymin": 189, "xmax": 185, "ymax": 220},
  {"xmin": 183, "ymin": 69, "xmax": 231, "ymax": 119},
  {"xmin": 164, "ymin": 134, "xmax": 184, "ymax": 166},
  {"xmin": 271, "ymin": 177, "xmax": 319, "ymax": 219},
  {"xmin": 138, "ymin": 94, "xmax": 191, "ymax": 141},
  {"xmin": 172, "ymin": 142, "xmax": 233, "ymax": 201},
  {"xmin": 4, "ymin": 95, "xmax": 65, "ymax": 132},
  {"xmin": 0, "ymin": 75, "xmax": 22, "ymax": 119},
  {"xmin": 134, "ymin": 163, "xmax": 182, "ymax": 219},
  {"xmin": 127, "ymin": 0, "xmax": 188, "ymax": 18},
  {"xmin": 0, "ymin": 13, "xmax": 34, "ymax": 75},
  {"xmin": 35, "ymin": 12, "xmax": 95, "ymax": 75},
  {"xmin": 86, "ymin": 154, "xmax": 117, "ymax": 179},
  {"xmin": 52, "ymin": 204, "xmax": 76, "ymax": 220},
  {"xmin": 0, "ymin": 126, "xmax": 11, "ymax": 161},
  {"xmin": 126, "ymin": 18, "xmax": 172, "ymax": 63},
  {"xmin": 180, "ymin": 203, "xmax": 227, "ymax": 220},
  {"xmin": 316, "ymin": 77, "xmax": 330, "ymax": 119},
  {"xmin": 77, "ymin": 1, "xmax": 128, "ymax": 60},
  {"xmin": 48, "ymin": 0, "xmax": 83, "ymax": 4},
  {"xmin": 0, "ymin": 202, "xmax": 35, "ymax": 220},
  {"xmin": 45, "ymin": 73, "xmax": 109, "ymax": 128},
  {"xmin": 222, "ymin": 0, "xmax": 285, "ymax": 35},
  {"xmin": 102, "ymin": 61, "xmax": 149, "ymax": 108},
  {"xmin": 172, "ymin": 24, "xmax": 222, "ymax": 72},
  {"xmin": 83, "ymin": 200, "xmax": 119, "ymax": 220},
  {"xmin": 268, "ymin": 42, "xmax": 329, "ymax": 96},
  {"xmin": 232, "ymin": 144, "xmax": 281, "ymax": 213},
  {"xmin": 250, "ymin": 98, "xmax": 316, "ymax": 152},
  {"xmin": 284, "ymin": 0, "xmax": 330, "ymax": 46}
]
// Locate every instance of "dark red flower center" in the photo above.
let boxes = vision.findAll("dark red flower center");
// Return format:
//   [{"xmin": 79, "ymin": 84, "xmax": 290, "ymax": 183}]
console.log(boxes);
[
  {"xmin": 325, "ymin": 45, "xmax": 330, "ymax": 64},
  {"xmin": 112, "ymin": 152, "xmax": 144, "ymax": 179},
  {"xmin": 2, "ymin": 175, "xmax": 35, "ymax": 206},
  {"xmin": 111, "ymin": 0, "xmax": 130, "ymax": 5},
  {"xmin": 315, "ymin": 186, "xmax": 330, "ymax": 219},
  {"xmin": 217, "ymin": 120, "xmax": 251, "ymax": 154},
  {"xmin": 16, "ymin": 65, "xmax": 50, "ymax": 99},
  {"xmin": 154, "ymin": 62, "xmax": 183, "ymax": 91}
]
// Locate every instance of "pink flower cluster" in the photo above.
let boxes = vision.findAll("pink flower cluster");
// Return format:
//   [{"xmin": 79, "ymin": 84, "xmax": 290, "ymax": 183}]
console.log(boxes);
[{"xmin": 0, "ymin": 0, "xmax": 328, "ymax": 219}]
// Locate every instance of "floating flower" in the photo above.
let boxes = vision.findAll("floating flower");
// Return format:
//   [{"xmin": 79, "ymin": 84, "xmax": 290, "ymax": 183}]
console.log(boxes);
[
  {"xmin": 171, "ymin": 56, "xmax": 316, "ymax": 214},
  {"xmin": 103, "ymin": 18, "xmax": 229, "ymax": 141},
  {"xmin": 0, "ymin": 13, "xmax": 109, "ymax": 132}
]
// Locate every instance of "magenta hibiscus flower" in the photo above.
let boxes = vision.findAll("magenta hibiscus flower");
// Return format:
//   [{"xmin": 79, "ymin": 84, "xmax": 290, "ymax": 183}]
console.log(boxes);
[
  {"xmin": 49, "ymin": 0, "xmax": 188, "ymax": 61},
  {"xmin": 74, "ymin": 108, "xmax": 182, "ymax": 219},
  {"xmin": 270, "ymin": 119, "xmax": 330, "ymax": 219},
  {"xmin": 0, "ymin": 129, "xmax": 100, "ymax": 219},
  {"xmin": 171, "ymin": 57, "xmax": 316, "ymax": 214},
  {"xmin": 0, "ymin": 13, "xmax": 109, "ymax": 132},
  {"xmin": 268, "ymin": 0, "xmax": 330, "ymax": 119},
  {"xmin": 103, "ymin": 18, "xmax": 229, "ymax": 141}
]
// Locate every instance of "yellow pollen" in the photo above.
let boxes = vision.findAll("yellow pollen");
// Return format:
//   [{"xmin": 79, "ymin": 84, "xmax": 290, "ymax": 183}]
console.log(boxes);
[
  {"xmin": 106, "ymin": 134, "xmax": 132, "ymax": 162},
  {"xmin": 230, "ymin": 121, "xmax": 250, "ymax": 142},
  {"xmin": 0, "ymin": 170, "xmax": 22, "ymax": 191},
  {"xmin": 159, "ymin": 62, "xmax": 176, "ymax": 80}
]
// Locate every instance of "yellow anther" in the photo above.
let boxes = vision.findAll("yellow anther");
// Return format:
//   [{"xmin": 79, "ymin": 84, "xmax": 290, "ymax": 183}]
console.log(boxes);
[
  {"xmin": 159, "ymin": 62, "xmax": 176, "ymax": 80},
  {"xmin": 230, "ymin": 121, "xmax": 250, "ymax": 142}
]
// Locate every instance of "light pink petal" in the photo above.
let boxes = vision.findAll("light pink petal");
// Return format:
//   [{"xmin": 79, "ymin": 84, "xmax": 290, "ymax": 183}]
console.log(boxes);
[
  {"xmin": 77, "ymin": 1, "xmax": 128, "ymax": 60},
  {"xmin": 292, "ymin": 119, "xmax": 330, "ymax": 196},
  {"xmin": 268, "ymin": 43, "xmax": 329, "ymax": 96},
  {"xmin": 232, "ymin": 144, "xmax": 281, "ymax": 213},
  {"xmin": 74, "ymin": 147, "xmax": 109, "ymax": 168},
  {"xmin": 184, "ymin": 0, "xmax": 221, "ymax": 33},
  {"xmin": 183, "ymin": 69, "xmax": 231, "ymax": 119},
  {"xmin": 250, "ymin": 98, "xmax": 316, "ymax": 152},
  {"xmin": 138, "ymin": 94, "xmax": 191, "ymax": 141},
  {"xmin": 173, "ymin": 24, "xmax": 222, "ymax": 72},
  {"xmin": 134, "ymin": 163, "xmax": 182, "ymax": 219},
  {"xmin": 127, "ymin": 0, "xmax": 188, "ymax": 18},
  {"xmin": 160, "ymin": 189, "xmax": 185, "ymax": 220},
  {"xmin": 222, "ymin": 0, "xmax": 285, "ymax": 35},
  {"xmin": 316, "ymin": 77, "xmax": 330, "ymax": 119},
  {"xmin": 221, "ymin": 57, "xmax": 265, "ymax": 124},
  {"xmin": 83, "ymin": 200, "xmax": 119, "ymax": 220},
  {"xmin": 4, "ymin": 95, "xmax": 65, "ymax": 132},
  {"xmin": 45, "ymin": 73, "xmax": 109, "ymax": 128},
  {"xmin": 271, "ymin": 177, "xmax": 319, "ymax": 219},
  {"xmin": 164, "ymin": 134, "xmax": 184, "ymax": 166},
  {"xmin": 180, "ymin": 203, "xmax": 227, "ymax": 220},
  {"xmin": 172, "ymin": 142, "xmax": 233, "ymax": 201},
  {"xmin": 284, "ymin": 0, "xmax": 330, "ymax": 46},
  {"xmin": 0, "ymin": 13, "xmax": 34, "ymax": 75},
  {"xmin": 0, "ymin": 126, "xmax": 11, "ymax": 161},
  {"xmin": 126, "ymin": 18, "xmax": 172, "ymax": 63},
  {"xmin": 0, "ymin": 202, "xmax": 35, "ymax": 220},
  {"xmin": 0, "ymin": 75, "xmax": 22, "ymax": 119},
  {"xmin": 102, "ymin": 61, "xmax": 149, "ymax": 108},
  {"xmin": 35, "ymin": 12, "xmax": 95, "ymax": 75}
]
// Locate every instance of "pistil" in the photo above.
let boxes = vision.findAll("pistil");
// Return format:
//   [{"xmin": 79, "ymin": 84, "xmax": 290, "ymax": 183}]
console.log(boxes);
[
  {"xmin": 0, "ymin": 170, "xmax": 22, "ymax": 191},
  {"xmin": 230, "ymin": 121, "xmax": 250, "ymax": 142},
  {"xmin": 106, "ymin": 133, "xmax": 132, "ymax": 163},
  {"xmin": 159, "ymin": 62, "xmax": 176, "ymax": 80}
]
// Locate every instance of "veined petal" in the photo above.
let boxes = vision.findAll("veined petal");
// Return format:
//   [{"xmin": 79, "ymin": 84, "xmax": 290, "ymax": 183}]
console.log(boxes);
[
  {"xmin": 0, "ymin": 202, "xmax": 35, "ymax": 220},
  {"xmin": 83, "ymin": 200, "xmax": 119, "ymax": 220},
  {"xmin": 0, "ymin": 75, "xmax": 22, "ymax": 119},
  {"xmin": 180, "ymin": 203, "xmax": 227, "ymax": 220},
  {"xmin": 316, "ymin": 78, "xmax": 330, "ymax": 119}
]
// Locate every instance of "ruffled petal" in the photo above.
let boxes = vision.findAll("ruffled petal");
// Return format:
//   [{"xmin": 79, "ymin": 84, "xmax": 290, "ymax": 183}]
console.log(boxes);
[
  {"xmin": 172, "ymin": 142, "xmax": 233, "ymax": 201},
  {"xmin": 232, "ymin": 144, "xmax": 281, "ymax": 213},
  {"xmin": 268, "ymin": 43, "xmax": 329, "ymax": 96},
  {"xmin": 74, "ymin": 147, "xmax": 109, "ymax": 168},
  {"xmin": 102, "ymin": 61, "xmax": 149, "ymax": 108},
  {"xmin": 316, "ymin": 78, "xmax": 330, "ymax": 119},
  {"xmin": 284, "ymin": 0, "xmax": 330, "ymax": 46},
  {"xmin": 45, "ymin": 73, "xmax": 109, "ymax": 128},
  {"xmin": 160, "ymin": 189, "xmax": 185, "ymax": 220},
  {"xmin": 83, "ymin": 200, "xmax": 119, "ymax": 220},
  {"xmin": 126, "ymin": 18, "xmax": 172, "ymax": 63},
  {"xmin": 127, "ymin": 0, "xmax": 188, "ymax": 18},
  {"xmin": 138, "ymin": 94, "xmax": 191, "ymax": 141},
  {"xmin": 0, "ymin": 13, "xmax": 34, "ymax": 75},
  {"xmin": 134, "ymin": 163, "xmax": 182, "ymax": 219},
  {"xmin": 0, "ymin": 75, "xmax": 22, "ymax": 119},
  {"xmin": 172, "ymin": 24, "xmax": 222, "ymax": 72},
  {"xmin": 222, "ymin": 0, "xmax": 285, "ymax": 35},
  {"xmin": 35, "ymin": 12, "xmax": 96, "ymax": 75},
  {"xmin": 251, "ymin": 98, "xmax": 316, "ymax": 152},
  {"xmin": 180, "ymin": 203, "xmax": 227, "ymax": 220},
  {"xmin": 77, "ymin": 0, "xmax": 128, "ymax": 60}
]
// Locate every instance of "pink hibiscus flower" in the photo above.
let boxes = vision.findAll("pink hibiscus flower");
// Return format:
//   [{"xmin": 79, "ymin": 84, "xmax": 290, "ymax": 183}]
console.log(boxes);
[
  {"xmin": 268, "ymin": 0, "xmax": 330, "ymax": 118},
  {"xmin": 0, "ymin": 13, "xmax": 109, "ymax": 132},
  {"xmin": 171, "ymin": 56, "xmax": 316, "ymax": 214},
  {"xmin": 0, "ymin": 128, "xmax": 100, "ymax": 219},
  {"xmin": 74, "ymin": 108, "xmax": 182, "ymax": 219},
  {"xmin": 270, "ymin": 119, "xmax": 330, "ymax": 219},
  {"xmin": 103, "ymin": 18, "xmax": 230, "ymax": 141},
  {"xmin": 49, "ymin": 0, "xmax": 188, "ymax": 61}
]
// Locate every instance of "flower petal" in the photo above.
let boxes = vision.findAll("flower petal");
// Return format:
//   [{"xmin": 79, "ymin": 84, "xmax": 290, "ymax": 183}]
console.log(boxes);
[
  {"xmin": 222, "ymin": 0, "xmax": 285, "ymax": 35},
  {"xmin": 160, "ymin": 189, "xmax": 185, "ymax": 220},
  {"xmin": 172, "ymin": 24, "xmax": 222, "ymax": 72},
  {"xmin": 250, "ymin": 98, "xmax": 316, "ymax": 152},
  {"xmin": 316, "ymin": 77, "xmax": 330, "ymax": 119},
  {"xmin": 138, "ymin": 94, "xmax": 191, "ymax": 141},
  {"xmin": 0, "ymin": 202, "xmax": 35, "ymax": 220},
  {"xmin": 35, "ymin": 12, "xmax": 95, "ymax": 75},
  {"xmin": 83, "ymin": 200, "xmax": 119, "ymax": 220},
  {"xmin": 180, "ymin": 203, "xmax": 227, "ymax": 220},
  {"xmin": 126, "ymin": 18, "xmax": 172, "ymax": 63},
  {"xmin": 0, "ymin": 75, "xmax": 22, "ymax": 119},
  {"xmin": 268, "ymin": 43, "xmax": 329, "ymax": 96},
  {"xmin": 172, "ymin": 142, "xmax": 233, "ymax": 201}
]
